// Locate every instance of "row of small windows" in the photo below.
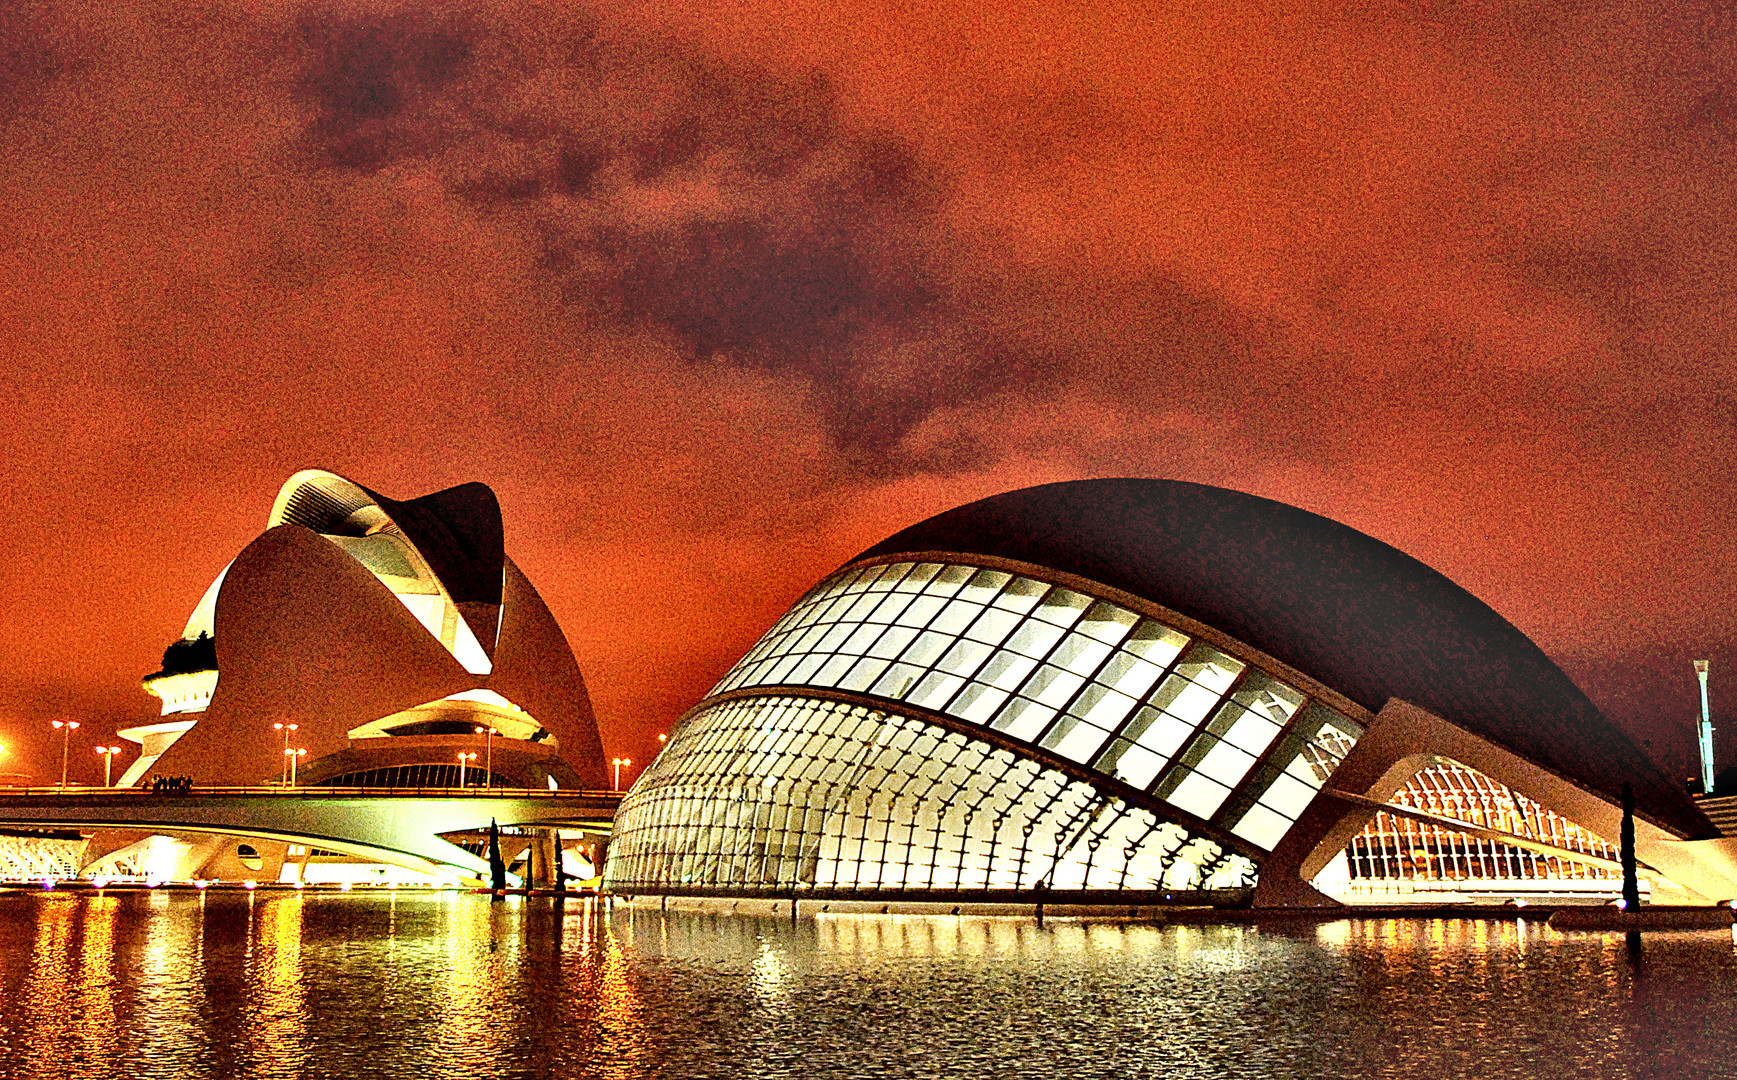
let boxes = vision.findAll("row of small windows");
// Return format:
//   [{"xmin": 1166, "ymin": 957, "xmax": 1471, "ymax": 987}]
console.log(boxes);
[
  {"xmin": 313, "ymin": 764, "xmax": 511, "ymax": 789},
  {"xmin": 606, "ymin": 696, "xmax": 1257, "ymax": 893},
  {"xmin": 712, "ymin": 561, "xmax": 1365, "ymax": 851}
]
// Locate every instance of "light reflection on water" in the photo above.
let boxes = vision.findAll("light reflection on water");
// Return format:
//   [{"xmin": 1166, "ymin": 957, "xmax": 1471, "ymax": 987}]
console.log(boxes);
[{"xmin": 0, "ymin": 893, "xmax": 1735, "ymax": 1080}]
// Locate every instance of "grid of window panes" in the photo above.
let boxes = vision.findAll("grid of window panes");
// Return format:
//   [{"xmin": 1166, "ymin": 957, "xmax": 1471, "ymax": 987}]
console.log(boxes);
[
  {"xmin": 311, "ymin": 763, "xmax": 510, "ymax": 789},
  {"xmin": 709, "ymin": 561, "xmax": 1364, "ymax": 851},
  {"xmin": 1345, "ymin": 761, "xmax": 1619, "ymax": 881},
  {"xmin": 605, "ymin": 695, "xmax": 1258, "ymax": 893}
]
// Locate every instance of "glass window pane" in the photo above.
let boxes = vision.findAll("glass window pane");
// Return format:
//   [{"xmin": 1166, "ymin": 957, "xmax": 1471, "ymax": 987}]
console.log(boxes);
[
  {"xmin": 813, "ymin": 653, "xmax": 857, "ymax": 685},
  {"xmin": 908, "ymin": 671, "xmax": 966, "ymax": 712},
  {"xmin": 1094, "ymin": 739, "xmax": 1166, "ymax": 789},
  {"xmin": 866, "ymin": 590, "xmax": 917, "ymax": 624},
  {"xmin": 963, "ymin": 606, "xmax": 1021, "ymax": 645},
  {"xmin": 951, "ymin": 682, "xmax": 1011, "ymax": 725},
  {"xmin": 1164, "ymin": 770, "xmax": 1233, "ymax": 819},
  {"xmin": 840, "ymin": 622, "xmax": 884, "ymax": 656},
  {"xmin": 1048, "ymin": 634, "xmax": 1114, "ymax": 677},
  {"xmin": 897, "ymin": 630, "xmax": 953, "ymax": 669},
  {"xmin": 1229, "ymin": 673, "xmax": 1306, "ymax": 724},
  {"xmin": 935, "ymin": 637, "xmax": 994, "ymax": 679},
  {"xmin": 1038, "ymin": 715, "xmax": 1111, "ymax": 764},
  {"xmin": 842, "ymin": 591, "xmax": 886, "ymax": 622},
  {"xmin": 895, "ymin": 563, "xmax": 942, "ymax": 591},
  {"xmin": 837, "ymin": 656, "xmax": 891, "ymax": 693},
  {"xmin": 1171, "ymin": 644, "xmax": 1244, "ymax": 693},
  {"xmin": 762, "ymin": 653, "xmax": 806, "ymax": 685},
  {"xmin": 1119, "ymin": 705, "xmax": 1197, "ymax": 761},
  {"xmin": 1186, "ymin": 737, "xmax": 1258, "ymax": 789},
  {"xmin": 1070, "ymin": 684, "xmax": 1138, "ymax": 731},
  {"xmin": 1146, "ymin": 676, "xmax": 1224, "ymax": 728},
  {"xmin": 869, "ymin": 662, "xmax": 926, "ymax": 700},
  {"xmin": 1021, "ymin": 664, "xmax": 1087, "ymax": 708},
  {"xmin": 1123, "ymin": 621, "xmax": 1190, "ymax": 665},
  {"xmin": 853, "ymin": 564, "xmax": 898, "ymax": 590},
  {"xmin": 929, "ymin": 599, "xmax": 984, "ymax": 636},
  {"xmin": 1258, "ymin": 772, "xmax": 1319, "ymax": 819},
  {"xmin": 788, "ymin": 652, "xmax": 829, "ymax": 683},
  {"xmin": 1004, "ymin": 619, "xmax": 1067, "ymax": 659},
  {"xmin": 866, "ymin": 625, "xmax": 918, "ymax": 660},
  {"xmin": 1076, "ymin": 601, "xmax": 1139, "ymax": 644},
  {"xmin": 1096, "ymin": 653, "xmax": 1165, "ymax": 699},
  {"xmin": 1231, "ymin": 803, "xmax": 1292, "ymax": 850},
  {"xmin": 893, "ymin": 593, "xmax": 948, "ymax": 628},
  {"xmin": 1204, "ymin": 703, "xmax": 1283, "ymax": 759},
  {"xmin": 931, "ymin": 564, "xmax": 976, "ymax": 592},
  {"xmin": 813, "ymin": 621, "xmax": 856, "ymax": 654},
  {"xmin": 989, "ymin": 696, "xmax": 1054, "ymax": 742},
  {"xmin": 1031, "ymin": 588, "xmax": 1092, "ymax": 627},
  {"xmin": 978, "ymin": 650, "xmax": 1042, "ymax": 691},
  {"xmin": 959, "ymin": 569, "xmax": 1011, "ymax": 604},
  {"xmin": 789, "ymin": 623, "xmax": 832, "ymax": 653},
  {"xmin": 991, "ymin": 577, "xmax": 1050, "ymax": 614}
]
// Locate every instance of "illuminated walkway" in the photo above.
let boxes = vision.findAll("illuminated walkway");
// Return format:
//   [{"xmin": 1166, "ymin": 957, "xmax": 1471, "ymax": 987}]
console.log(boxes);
[{"xmin": 0, "ymin": 787, "xmax": 620, "ymax": 883}]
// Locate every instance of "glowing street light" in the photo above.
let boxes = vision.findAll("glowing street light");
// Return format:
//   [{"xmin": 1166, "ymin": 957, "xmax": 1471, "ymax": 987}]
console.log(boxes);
[
  {"xmin": 96, "ymin": 746, "xmax": 122, "ymax": 788},
  {"xmin": 50, "ymin": 721, "xmax": 80, "ymax": 788},
  {"xmin": 474, "ymin": 726, "xmax": 497, "ymax": 789},
  {"xmin": 456, "ymin": 751, "xmax": 477, "ymax": 788},
  {"xmin": 272, "ymin": 722, "xmax": 300, "ymax": 784},
  {"xmin": 612, "ymin": 757, "xmax": 632, "ymax": 791},
  {"xmin": 283, "ymin": 747, "xmax": 307, "ymax": 786}
]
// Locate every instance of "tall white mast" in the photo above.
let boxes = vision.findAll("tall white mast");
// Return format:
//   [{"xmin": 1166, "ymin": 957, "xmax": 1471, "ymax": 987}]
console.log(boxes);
[{"xmin": 1695, "ymin": 659, "xmax": 1714, "ymax": 794}]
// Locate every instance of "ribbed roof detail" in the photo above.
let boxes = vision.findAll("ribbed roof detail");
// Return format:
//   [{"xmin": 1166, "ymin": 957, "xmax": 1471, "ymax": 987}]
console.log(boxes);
[{"xmin": 857, "ymin": 478, "xmax": 1710, "ymax": 840}]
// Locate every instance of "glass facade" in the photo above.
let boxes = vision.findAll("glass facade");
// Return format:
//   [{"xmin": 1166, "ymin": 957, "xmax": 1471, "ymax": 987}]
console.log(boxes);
[
  {"xmin": 709, "ymin": 561, "xmax": 1364, "ymax": 850},
  {"xmin": 1346, "ymin": 761, "xmax": 1620, "ymax": 882},
  {"xmin": 605, "ymin": 695, "xmax": 1256, "ymax": 893}
]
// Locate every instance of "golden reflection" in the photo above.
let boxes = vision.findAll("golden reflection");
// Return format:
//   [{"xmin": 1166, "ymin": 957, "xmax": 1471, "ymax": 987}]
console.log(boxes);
[
  {"xmin": 72, "ymin": 895, "xmax": 121, "ymax": 1067},
  {"xmin": 751, "ymin": 940, "xmax": 791, "ymax": 1001},
  {"xmin": 244, "ymin": 895, "xmax": 306, "ymax": 1072},
  {"xmin": 435, "ymin": 894, "xmax": 511, "ymax": 1070},
  {"xmin": 20, "ymin": 895, "xmax": 77, "ymax": 1074},
  {"xmin": 1315, "ymin": 919, "xmax": 1352, "ymax": 949},
  {"xmin": 596, "ymin": 917, "xmax": 650, "ymax": 1080}
]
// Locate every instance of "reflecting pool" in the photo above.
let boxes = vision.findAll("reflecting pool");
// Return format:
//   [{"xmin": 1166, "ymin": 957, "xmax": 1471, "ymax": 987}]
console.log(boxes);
[{"xmin": 0, "ymin": 891, "xmax": 1732, "ymax": 1079}]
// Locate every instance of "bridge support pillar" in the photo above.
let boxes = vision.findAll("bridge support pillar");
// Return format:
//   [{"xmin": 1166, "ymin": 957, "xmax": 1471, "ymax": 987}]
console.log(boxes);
[{"xmin": 528, "ymin": 828, "xmax": 562, "ymax": 890}]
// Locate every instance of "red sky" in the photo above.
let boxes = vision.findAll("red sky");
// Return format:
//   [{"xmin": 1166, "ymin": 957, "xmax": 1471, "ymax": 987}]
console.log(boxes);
[{"xmin": 0, "ymin": 0, "xmax": 1733, "ymax": 786}]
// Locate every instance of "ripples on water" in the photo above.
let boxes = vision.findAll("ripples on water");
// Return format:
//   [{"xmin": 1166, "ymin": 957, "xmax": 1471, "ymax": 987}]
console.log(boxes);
[{"xmin": 0, "ymin": 891, "xmax": 1732, "ymax": 1080}]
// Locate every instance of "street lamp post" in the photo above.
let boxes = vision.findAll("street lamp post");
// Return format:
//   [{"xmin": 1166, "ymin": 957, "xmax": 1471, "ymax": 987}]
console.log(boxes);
[
  {"xmin": 51, "ymin": 721, "xmax": 80, "ymax": 788},
  {"xmin": 284, "ymin": 747, "xmax": 307, "ymax": 786},
  {"xmin": 612, "ymin": 757, "xmax": 632, "ymax": 791},
  {"xmin": 272, "ymin": 722, "xmax": 299, "ymax": 784},
  {"xmin": 96, "ymin": 746, "xmax": 122, "ymax": 787},
  {"xmin": 457, "ymin": 751, "xmax": 476, "ymax": 788},
  {"xmin": 474, "ymin": 726, "xmax": 497, "ymax": 789}
]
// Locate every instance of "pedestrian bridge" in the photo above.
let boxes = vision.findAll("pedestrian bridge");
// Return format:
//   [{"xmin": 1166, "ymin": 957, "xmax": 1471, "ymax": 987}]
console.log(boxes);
[{"xmin": 0, "ymin": 787, "xmax": 621, "ymax": 885}]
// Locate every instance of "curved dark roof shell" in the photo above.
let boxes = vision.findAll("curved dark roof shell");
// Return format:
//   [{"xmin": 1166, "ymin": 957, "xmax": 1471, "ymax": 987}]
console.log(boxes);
[
  {"xmin": 272, "ymin": 472, "xmax": 504, "ymax": 607},
  {"xmin": 857, "ymin": 478, "xmax": 1711, "ymax": 840}
]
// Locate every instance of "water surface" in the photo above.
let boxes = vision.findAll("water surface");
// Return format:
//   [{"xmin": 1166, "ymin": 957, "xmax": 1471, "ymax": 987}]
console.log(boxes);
[{"xmin": 0, "ymin": 891, "xmax": 1731, "ymax": 1079}]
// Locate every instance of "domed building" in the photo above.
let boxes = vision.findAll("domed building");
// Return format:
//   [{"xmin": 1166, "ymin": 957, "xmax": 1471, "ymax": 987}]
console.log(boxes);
[
  {"xmin": 606, "ymin": 479, "xmax": 1734, "ymax": 908},
  {"xmin": 127, "ymin": 469, "xmax": 607, "ymax": 794}
]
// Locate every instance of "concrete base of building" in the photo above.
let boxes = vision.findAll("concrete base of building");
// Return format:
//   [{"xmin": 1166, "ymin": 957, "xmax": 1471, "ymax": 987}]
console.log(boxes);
[
  {"xmin": 1546, "ymin": 906, "xmax": 1736, "ymax": 931},
  {"xmin": 610, "ymin": 893, "xmax": 1206, "ymax": 920}
]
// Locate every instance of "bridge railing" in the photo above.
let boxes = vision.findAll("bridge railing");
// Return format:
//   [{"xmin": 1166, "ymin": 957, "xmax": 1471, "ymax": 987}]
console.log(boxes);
[{"xmin": 0, "ymin": 786, "xmax": 625, "ymax": 800}]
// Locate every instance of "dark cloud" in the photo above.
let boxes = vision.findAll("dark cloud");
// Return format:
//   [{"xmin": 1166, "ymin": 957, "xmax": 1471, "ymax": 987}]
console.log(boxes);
[
  {"xmin": 278, "ymin": 3, "xmax": 1192, "ymax": 472},
  {"xmin": 295, "ymin": 9, "xmax": 476, "ymax": 169},
  {"xmin": 0, "ymin": 2, "xmax": 67, "ymax": 124}
]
